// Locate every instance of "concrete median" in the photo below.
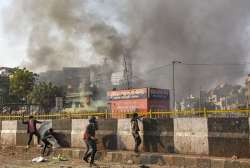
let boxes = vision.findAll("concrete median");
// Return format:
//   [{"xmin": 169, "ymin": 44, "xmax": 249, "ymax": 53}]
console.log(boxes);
[
  {"xmin": 71, "ymin": 119, "xmax": 88, "ymax": 148},
  {"xmin": 1, "ymin": 117, "xmax": 250, "ymax": 159},
  {"xmin": 52, "ymin": 119, "xmax": 72, "ymax": 147},
  {"xmin": 16, "ymin": 120, "xmax": 29, "ymax": 146},
  {"xmin": 174, "ymin": 117, "xmax": 209, "ymax": 155},
  {"xmin": 143, "ymin": 118, "xmax": 174, "ymax": 153},
  {"xmin": 117, "ymin": 119, "xmax": 138, "ymax": 151},
  {"xmin": 208, "ymin": 117, "xmax": 249, "ymax": 158},
  {"xmin": 96, "ymin": 119, "xmax": 117, "ymax": 150},
  {"xmin": 1, "ymin": 120, "xmax": 17, "ymax": 146}
]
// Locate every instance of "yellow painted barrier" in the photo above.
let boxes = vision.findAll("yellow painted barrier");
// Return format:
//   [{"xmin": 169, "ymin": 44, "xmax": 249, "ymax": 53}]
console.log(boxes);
[{"xmin": 0, "ymin": 109, "xmax": 250, "ymax": 120}]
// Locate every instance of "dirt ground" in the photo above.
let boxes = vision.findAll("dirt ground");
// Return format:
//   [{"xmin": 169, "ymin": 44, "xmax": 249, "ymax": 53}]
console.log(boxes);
[
  {"xmin": 0, "ymin": 153, "xmax": 135, "ymax": 168},
  {"xmin": 0, "ymin": 147, "xmax": 80, "ymax": 167},
  {"xmin": 0, "ymin": 147, "xmax": 163, "ymax": 168}
]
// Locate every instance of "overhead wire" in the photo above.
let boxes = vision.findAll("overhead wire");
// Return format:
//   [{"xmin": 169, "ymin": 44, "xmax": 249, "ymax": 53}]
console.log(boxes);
[
  {"xmin": 93, "ymin": 61, "xmax": 250, "ymax": 85},
  {"xmin": 182, "ymin": 62, "xmax": 250, "ymax": 66}
]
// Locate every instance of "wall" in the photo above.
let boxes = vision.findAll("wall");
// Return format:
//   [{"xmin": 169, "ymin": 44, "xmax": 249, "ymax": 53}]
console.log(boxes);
[
  {"xmin": 174, "ymin": 118, "xmax": 209, "ymax": 155},
  {"xmin": 16, "ymin": 120, "xmax": 30, "ymax": 146},
  {"xmin": 71, "ymin": 119, "xmax": 88, "ymax": 148},
  {"xmin": 1, "ymin": 121, "xmax": 15, "ymax": 146},
  {"xmin": 52, "ymin": 119, "xmax": 72, "ymax": 147},
  {"xmin": 117, "ymin": 119, "xmax": 137, "ymax": 151},
  {"xmin": 96, "ymin": 119, "xmax": 117, "ymax": 150},
  {"xmin": 208, "ymin": 117, "xmax": 249, "ymax": 157},
  {"xmin": 1, "ymin": 117, "xmax": 250, "ymax": 158},
  {"xmin": 143, "ymin": 118, "xmax": 174, "ymax": 153},
  {"xmin": 0, "ymin": 119, "xmax": 117, "ymax": 150},
  {"xmin": 0, "ymin": 121, "xmax": 1, "ymax": 143}
]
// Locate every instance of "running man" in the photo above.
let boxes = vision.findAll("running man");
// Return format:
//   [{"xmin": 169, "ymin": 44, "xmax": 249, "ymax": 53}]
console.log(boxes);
[
  {"xmin": 131, "ymin": 113, "xmax": 144, "ymax": 153},
  {"xmin": 83, "ymin": 116, "xmax": 98, "ymax": 167}
]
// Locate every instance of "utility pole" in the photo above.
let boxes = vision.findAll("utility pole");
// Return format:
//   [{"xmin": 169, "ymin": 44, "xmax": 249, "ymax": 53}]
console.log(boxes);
[
  {"xmin": 172, "ymin": 61, "xmax": 182, "ymax": 111},
  {"xmin": 199, "ymin": 86, "xmax": 202, "ymax": 110},
  {"xmin": 247, "ymin": 95, "xmax": 249, "ymax": 109},
  {"xmin": 122, "ymin": 48, "xmax": 133, "ymax": 90}
]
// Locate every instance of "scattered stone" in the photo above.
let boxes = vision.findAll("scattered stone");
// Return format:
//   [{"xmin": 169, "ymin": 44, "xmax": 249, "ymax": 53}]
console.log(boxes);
[
  {"xmin": 127, "ymin": 159, "xmax": 133, "ymax": 164},
  {"xmin": 31, "ymin": 156, "xmax": 47, "ymax": 163},
  {"xmin": 231, "ymin": 155, "xmax": 238, "ymax": 160}
]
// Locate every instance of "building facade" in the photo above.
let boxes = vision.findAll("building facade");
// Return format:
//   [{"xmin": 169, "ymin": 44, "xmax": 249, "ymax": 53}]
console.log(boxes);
[{"xmin": 246, "ymin": 74, "xmax": 250, "ymax": 108}]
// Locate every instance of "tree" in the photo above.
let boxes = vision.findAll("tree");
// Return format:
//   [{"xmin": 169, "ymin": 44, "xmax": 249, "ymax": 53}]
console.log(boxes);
[
  {"xmin": 9, "ymin": 68, "xmax": 37, "ymax": 102},
  {"xmin": 0, "ymin": 76, "xmax": 10, "ymax": 103},
  {"xmin": 28, "ymin": 82, "xmax": 64, "ymax": 113}
]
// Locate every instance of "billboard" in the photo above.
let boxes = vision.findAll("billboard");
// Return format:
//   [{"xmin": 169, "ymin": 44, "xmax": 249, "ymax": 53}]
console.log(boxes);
[
  {"xmin": 149, "ymin": 88, "xmax": 169, "ymax": 99},
  {"xmin": 111, "ymin": 99, "xmax": 148, "ymax": 118},
  {"xmin": 149, "ymin": 99, "xmax": 170, "ymax": 111},
  {"xmin": 110, "ymin": 99, "xmax": 148, "ymax": 112},
  {"xmin": 107, "ymin": 88, "xmax": 147, "ymax": 100}
]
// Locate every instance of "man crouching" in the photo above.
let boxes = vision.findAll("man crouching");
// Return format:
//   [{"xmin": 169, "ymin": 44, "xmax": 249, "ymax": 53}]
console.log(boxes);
[{"xmin": 41, "ymin": 128, "xmax": 54, "ymax": 156}]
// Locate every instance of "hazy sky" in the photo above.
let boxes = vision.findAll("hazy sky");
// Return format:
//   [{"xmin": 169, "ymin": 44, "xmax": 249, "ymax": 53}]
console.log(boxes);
[
  {"xmin": 0, "ymin": 0, "xmax": 27, "ymax": 67},
  {"xmin": 1, "ymin": 0, "xmax": 250, "ymax": 96}
]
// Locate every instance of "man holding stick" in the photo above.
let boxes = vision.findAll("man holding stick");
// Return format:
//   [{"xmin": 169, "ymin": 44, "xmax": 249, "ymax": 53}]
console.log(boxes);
[
  {"xmin": 22, "ymin": 115, "xmax": 42, "ymax": 149},
  {"xmin": 131, "ymin": 113, "xmax": 144, "ymax": 153}
]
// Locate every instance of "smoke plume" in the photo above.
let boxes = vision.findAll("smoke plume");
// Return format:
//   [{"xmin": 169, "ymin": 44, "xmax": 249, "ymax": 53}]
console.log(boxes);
[
  {"xmin": 125, "ymin": 0, "xmax": 250, "ymax": 98},
  {"xmin": 3, "ymin": 0, "xmax": 250, "ymax": 99},
  {"xmin": 2, "ymin": 0, "xmax": 125, "ymax": 72}
]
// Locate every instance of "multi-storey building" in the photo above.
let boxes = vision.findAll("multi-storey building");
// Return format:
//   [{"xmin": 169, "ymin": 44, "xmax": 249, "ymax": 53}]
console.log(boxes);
[{"xmin": 245, "ymin": 74, "xmax": 250, "ymax": 108}]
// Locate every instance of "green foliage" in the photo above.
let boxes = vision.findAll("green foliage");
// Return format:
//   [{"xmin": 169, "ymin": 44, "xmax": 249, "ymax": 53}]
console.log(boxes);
[
  {"xmin": 9, "ymin": 68, "xmax": 37, "ymax": 101},
  {"xmin": 0, "ymin": 72, "xmax": 19, "ymax": 104},
  {"xmin": 28, "ymin": 82, "xmax": 64, "ymax": 112},
  {"xmin": 0, "ymin": 76, "xmax": 10, "ymax": 96}
]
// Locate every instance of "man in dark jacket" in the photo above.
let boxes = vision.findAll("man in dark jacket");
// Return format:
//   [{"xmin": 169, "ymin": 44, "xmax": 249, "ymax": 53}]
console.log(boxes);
[
  {"xmin": 131, "ymin": 113, "xmax": 143, "ymax": 153},
  {"xmin": 22, "ymin": 115, "xmax": 42, "ymax": 148},
  {"xmin": 83, "ymin": 116, "xmax": 98, "ymax": 167},
  {"xmin": 41, "ymin": 128, "xmax": 54, "ymax": 156}
]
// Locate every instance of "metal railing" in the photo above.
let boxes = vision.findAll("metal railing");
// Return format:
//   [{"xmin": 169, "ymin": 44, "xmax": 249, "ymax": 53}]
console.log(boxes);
[{"xmin": 0, "ymin": 109, "xmax": 250, "ymax": 120}]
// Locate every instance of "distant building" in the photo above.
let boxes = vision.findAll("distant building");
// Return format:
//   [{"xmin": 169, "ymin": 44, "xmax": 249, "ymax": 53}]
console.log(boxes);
[
  {"xmin": 179, "ymin": 95, "xmax": 199, "ymax": 111},
  {"xmin": 63, "ymin": 67, "xmax": 92, "ymax": 108},
  {"xmin": 208, "ymin": 94, "xmax": 222, "ymax": 109},
  {"xmin": 39, "ymin": 64, "xmax": 113, "ymax": 109},
  {"xmin": 178, "ymin": 83, "xmax": 246, "ymax": 111},
  {"xmin": 63, "ymin": 67, "xmax": 90, "ymax": 93},
  {"xmin": 39, "ymin": 70, "xmax": 64, "ymax": 86},
  {"xmin": 207, "ymin": 83, "xmax": 246, "ymax": 110},
  {"xmin": 246, "ymin": 74, "xmax": 250, "ymax": 108},
  {"xmin": 111, "ymin": 71, "xmax": 124, "ymax": 86}
]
